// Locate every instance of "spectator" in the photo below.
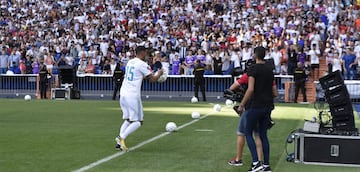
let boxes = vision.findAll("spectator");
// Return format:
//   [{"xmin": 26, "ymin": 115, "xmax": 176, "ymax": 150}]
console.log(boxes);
[
  {"xmin": 185, "ymin": 51, "xmax": 195, "ymax": 75},
  {"xmin": 24, "ymin": 55, "xmax": 33, "ymax": 74},
  {"xmin": 85, "ymin": 60, "xmax": 95, "ymax": 74},
  {"xmin": 309, "ymin": 44, "xmax": 321, "ymax": 80},
  {"xmin": 77, "ymin": 60, "xmax": 87, "ymax": 75},
  {"xmin": 332, "ymin": 52, "xmax": 343, "ymax": 73},
  {"xmin": 343, "ymin": 48, "xmax": 356, "ymax": 80},
  {"xmin": 271, "ymin": 48, "xmax": 282, "ymax": 74},
  {"xmin": 172, "ymin": 54, "xmax": 181, "ymax": 75},
  {"xmin": 213, "ymin": 51, "xmax": 223, "ymax": 75},
  {"xmin": 287, "ymin": 46, "xmax": 298, "ymax": 75},
  {"xmin": 19, "ymin": 59, "xmax": 26, "ymax": 74},
  {"xmin": 0, "ymin": 50, "xmax": 8, "ymax": 74},
  {"xmin": 32, "ymin": 58, "xmax": 40, "ymax": 74},
  {"xmin": 110, "ymin": 59, "xmax": 117, "ymax": 75},
  {"xmin": 103, "ymin": 60, "xmax": 111, "ymax": 75}
]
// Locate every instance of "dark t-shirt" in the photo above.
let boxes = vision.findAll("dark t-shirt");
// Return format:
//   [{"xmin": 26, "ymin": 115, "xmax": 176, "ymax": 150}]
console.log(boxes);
[{"xmin": 247, "ymin": 63, "xmax": 274, "ymax": 108}]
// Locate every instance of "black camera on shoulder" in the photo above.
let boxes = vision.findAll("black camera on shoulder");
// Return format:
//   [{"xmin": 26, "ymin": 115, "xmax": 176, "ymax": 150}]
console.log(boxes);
[{"xmin": 223, "ymin": 89, "xmax": 245, "ymax": 102}]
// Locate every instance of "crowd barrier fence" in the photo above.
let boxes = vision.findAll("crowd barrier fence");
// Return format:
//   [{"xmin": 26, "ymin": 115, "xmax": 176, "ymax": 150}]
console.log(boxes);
[{"xmin": 4, "ymin": 74, "xmax": 358, "ymax": 103}]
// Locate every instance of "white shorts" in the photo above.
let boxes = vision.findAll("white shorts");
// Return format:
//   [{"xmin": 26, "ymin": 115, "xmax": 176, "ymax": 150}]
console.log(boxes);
[
  {"xmin": 120, "ymin": 96, "xmax": 144, "ymax": 121},
  {"xmin": 46, "ymin": 64, "xmax": 53, "ymax": 70}
]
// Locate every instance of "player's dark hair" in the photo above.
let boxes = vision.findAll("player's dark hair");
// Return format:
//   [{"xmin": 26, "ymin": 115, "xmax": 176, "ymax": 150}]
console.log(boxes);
[
  {"xmin": 254, "ymin": 46, "xmax": 266, "ymax": 60},
  {"xmin": 136, "ymin": 46, "xmax": 147, "ymax": 55}
]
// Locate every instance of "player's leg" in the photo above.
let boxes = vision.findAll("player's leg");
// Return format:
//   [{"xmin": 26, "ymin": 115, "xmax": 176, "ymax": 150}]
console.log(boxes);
[
  {"xmin": 228, "ymin": 111, "xmax": 247, "ymax": 166},
  {"xmin": 119, "ymin": 98, "xmax": 143, "ymax": 150},
  {"xmin": 115, "ymin": 96, "xmax": 130, "ymax": 150},
  {"xmin": 254, "ymin": 135, "xmax": 263, "ymax": 161}
]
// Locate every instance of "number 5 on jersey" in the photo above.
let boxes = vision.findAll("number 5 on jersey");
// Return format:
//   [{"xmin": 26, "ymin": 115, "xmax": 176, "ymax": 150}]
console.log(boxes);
[{"xmin": 126, "ymin": 66, "xmax": 135, "ymax": 81}]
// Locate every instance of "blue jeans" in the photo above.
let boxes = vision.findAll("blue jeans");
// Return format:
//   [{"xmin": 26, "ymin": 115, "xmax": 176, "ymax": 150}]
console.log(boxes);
[
  {"xmin": 237, "ymin": 110, "xmax": 259, "ymax": 136},
  {"xmin": 245, "ymin": 107, "xmax": 272, "ymax": 165},
  {"xmin": 344, "ymin": 68, "xmax": 355, "ymax": 80},
  {"xmin": 0, "ymin": 68, "xmax": 7, "ymax": 74}
]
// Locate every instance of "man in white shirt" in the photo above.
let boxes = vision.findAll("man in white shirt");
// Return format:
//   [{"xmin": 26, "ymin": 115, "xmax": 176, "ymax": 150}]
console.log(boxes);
[
  {"xmin": 308, "ymin": 44, "xmax": 321, "ymax": 80},
  {"xmin": 271, "ymin": 48, "xmax": 282, "ymax": 74},
  {"xmin": 115, "ymin": 46, "xmax": 164, "ymax": 151}
]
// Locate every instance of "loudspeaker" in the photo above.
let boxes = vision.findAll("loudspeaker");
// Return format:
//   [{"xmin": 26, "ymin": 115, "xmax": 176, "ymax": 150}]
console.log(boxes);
[
  {"xmin": 319, "ymin": 71, "xmax": 356, "ymax": 132},
  {"xmin": 319, "ymin": 70, "xmax": 344, "ymax": 90},
  {"xmin": 71, "ymin": 88, "xmax": 81, "ymax": 99},
  {"xmin": 58, "ymin": 66, "xmax": 76, "ymax": 85},
  {"xmin": 330, "ymin": 104, "xmax": 353, "ymax": 117},
  {"xmin": 324, "ymin": 85, "xmax": 350, "ymax": 106}
]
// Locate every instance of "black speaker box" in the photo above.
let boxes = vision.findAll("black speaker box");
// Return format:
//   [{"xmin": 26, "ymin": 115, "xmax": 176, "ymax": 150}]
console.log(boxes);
[
  {"xmin": 330, "ymin": 104, "xmax": 354, "ymax": 117},
  {"xmin": 71, "ymin": 88, "xmax": 81, "ymax": 99},
  {"xmin": 319, "ymin": 70, "xmax": 344, "ymax": 90},
  {"xmin": 332, "ymin": 116, "xmax": 355, "ymax": 130},
  {"xmin": 58, "ymin": 66, "xmax": 76, "ymax": 85},
  {"xmin": 325, "ymin": 85, "xmax": 350, "ymax": 106}
]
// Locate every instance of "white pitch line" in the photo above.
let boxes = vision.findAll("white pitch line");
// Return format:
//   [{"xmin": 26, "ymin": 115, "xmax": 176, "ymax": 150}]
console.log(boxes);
[{"xmin": 72, "ymin": 110, "xmax": 217, "ymax": 172}]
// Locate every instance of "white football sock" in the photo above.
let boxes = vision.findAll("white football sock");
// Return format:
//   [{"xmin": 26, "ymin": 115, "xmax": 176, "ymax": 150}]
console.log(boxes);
[
  {"xmin": 120, "ymin": 121, "xmax": 141, "ymax": 139},
  {"xmin": 119, "ymin": 120, "xmax": 130, "ymax": 137}
]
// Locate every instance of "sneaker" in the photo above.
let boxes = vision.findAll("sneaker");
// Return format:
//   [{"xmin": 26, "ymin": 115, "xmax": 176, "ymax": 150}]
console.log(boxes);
[
  {"xmin": 248, "ymin": 162, "xmax": 264, "ymax": 172},
  {"xmin": 115, "ymin": 136, "xmax": 128, "ymax": 151},
  {"xmin": 267, "ymin": 120, "xmax": 275, "ymax": 129},
  {"xmin": 115, "ymin": 144, "xmax": 122, "ymax": 151},
  {"xmin": 263, "ymin": 166, "xmax": 272, "ymax": 172},
  {"xmin": 227, "ymin": 159, "xmax": 243, "ymax": 166}
]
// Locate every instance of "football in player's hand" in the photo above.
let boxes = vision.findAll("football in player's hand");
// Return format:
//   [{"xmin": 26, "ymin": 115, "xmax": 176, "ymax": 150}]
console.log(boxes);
[{"xmin": 156, "ymin": 70, "xmax": 167, "ymax": 83}]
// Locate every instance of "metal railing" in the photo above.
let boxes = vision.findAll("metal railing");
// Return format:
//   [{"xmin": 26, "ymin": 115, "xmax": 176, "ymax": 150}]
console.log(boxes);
[{"xmin": 0, "ymin": 74, "xmax": 294, "ymax": 101}]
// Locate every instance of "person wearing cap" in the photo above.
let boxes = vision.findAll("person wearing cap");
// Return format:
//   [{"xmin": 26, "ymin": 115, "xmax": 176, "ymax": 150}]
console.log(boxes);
[{"xmin": 115, "ymin": 46, "xmax": 164, "ymax": 151}]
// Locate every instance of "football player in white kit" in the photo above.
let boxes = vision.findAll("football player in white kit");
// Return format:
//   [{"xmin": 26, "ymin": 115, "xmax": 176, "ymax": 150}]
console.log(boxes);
[{"xmin": 115, "ymin": 46, "xmax": 164, "ymax": 151}]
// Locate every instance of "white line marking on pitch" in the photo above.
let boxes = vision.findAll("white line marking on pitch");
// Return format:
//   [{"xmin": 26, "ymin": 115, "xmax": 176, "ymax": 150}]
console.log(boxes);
[
  {"xmin": 72, "ymin": 110, "xmax": 218, "ymax": 172},
  {"xmin": 194, "ymin": 129, "xmax": 214, "ymax": 132}
]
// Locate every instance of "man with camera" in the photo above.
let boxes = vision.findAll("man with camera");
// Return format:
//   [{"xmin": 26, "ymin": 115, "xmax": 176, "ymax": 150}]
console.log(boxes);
[
  {"xmin": 238, "ymin": 47, "xmax": 277, "ymax": 172},
  {"xmin": 225, "ymin": 59, "xmax": 263, "ymax": 167}
]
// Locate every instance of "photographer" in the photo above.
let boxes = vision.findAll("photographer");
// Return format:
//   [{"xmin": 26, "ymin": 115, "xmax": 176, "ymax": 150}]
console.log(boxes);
[
  {"xmin": 226, "ymin": 59, "xmax": 263, "ymax": 167},
  {"xmin": 238, "ymin": 47, "xmax": 277, "ymax": 172}
]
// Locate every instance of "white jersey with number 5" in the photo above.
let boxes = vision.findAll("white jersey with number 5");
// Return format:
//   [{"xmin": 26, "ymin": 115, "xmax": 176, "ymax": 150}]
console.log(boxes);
[{"xmin": 120, "ymin": 58, "xmax": 152, "ymax": 98}]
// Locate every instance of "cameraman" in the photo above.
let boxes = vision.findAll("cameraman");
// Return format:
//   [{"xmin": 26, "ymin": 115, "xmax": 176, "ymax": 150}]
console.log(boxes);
[
  {"xmin": 238, "ymin": 47, "xmax": 277, "ymax": 172},
  {"xmin": 227, "ymin": 60, "xmax": 263, "ymax": 167}
]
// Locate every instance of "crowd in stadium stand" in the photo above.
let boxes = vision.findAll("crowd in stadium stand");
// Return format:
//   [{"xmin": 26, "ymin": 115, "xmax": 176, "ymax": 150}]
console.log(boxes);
[{"xmin": 0, "ymin": 0, "xmax": 360, "ymax": 80}]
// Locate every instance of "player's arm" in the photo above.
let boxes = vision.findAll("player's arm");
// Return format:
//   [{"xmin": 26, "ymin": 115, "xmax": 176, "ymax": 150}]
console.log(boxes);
[{"xmin": 146, "ymin": 69, "xmax": 164, "ymax": 83}]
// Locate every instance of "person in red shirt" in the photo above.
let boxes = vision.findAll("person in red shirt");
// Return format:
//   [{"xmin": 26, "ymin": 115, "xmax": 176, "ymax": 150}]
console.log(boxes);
[{"xmin": 227, "ymin": 60, "xmax": 263, "ymax": 167}]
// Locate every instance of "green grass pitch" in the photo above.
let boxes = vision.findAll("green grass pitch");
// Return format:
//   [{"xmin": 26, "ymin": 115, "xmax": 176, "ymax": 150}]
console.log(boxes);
[{"xmin": 0, "ymin": 99, "xmax": 359, "ymax": 172}]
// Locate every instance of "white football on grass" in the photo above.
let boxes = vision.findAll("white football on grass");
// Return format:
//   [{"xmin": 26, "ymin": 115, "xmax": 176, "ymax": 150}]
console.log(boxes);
[{"xmin": 165, "ymin": 122, "xmax": 177, "ymax": 132}]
